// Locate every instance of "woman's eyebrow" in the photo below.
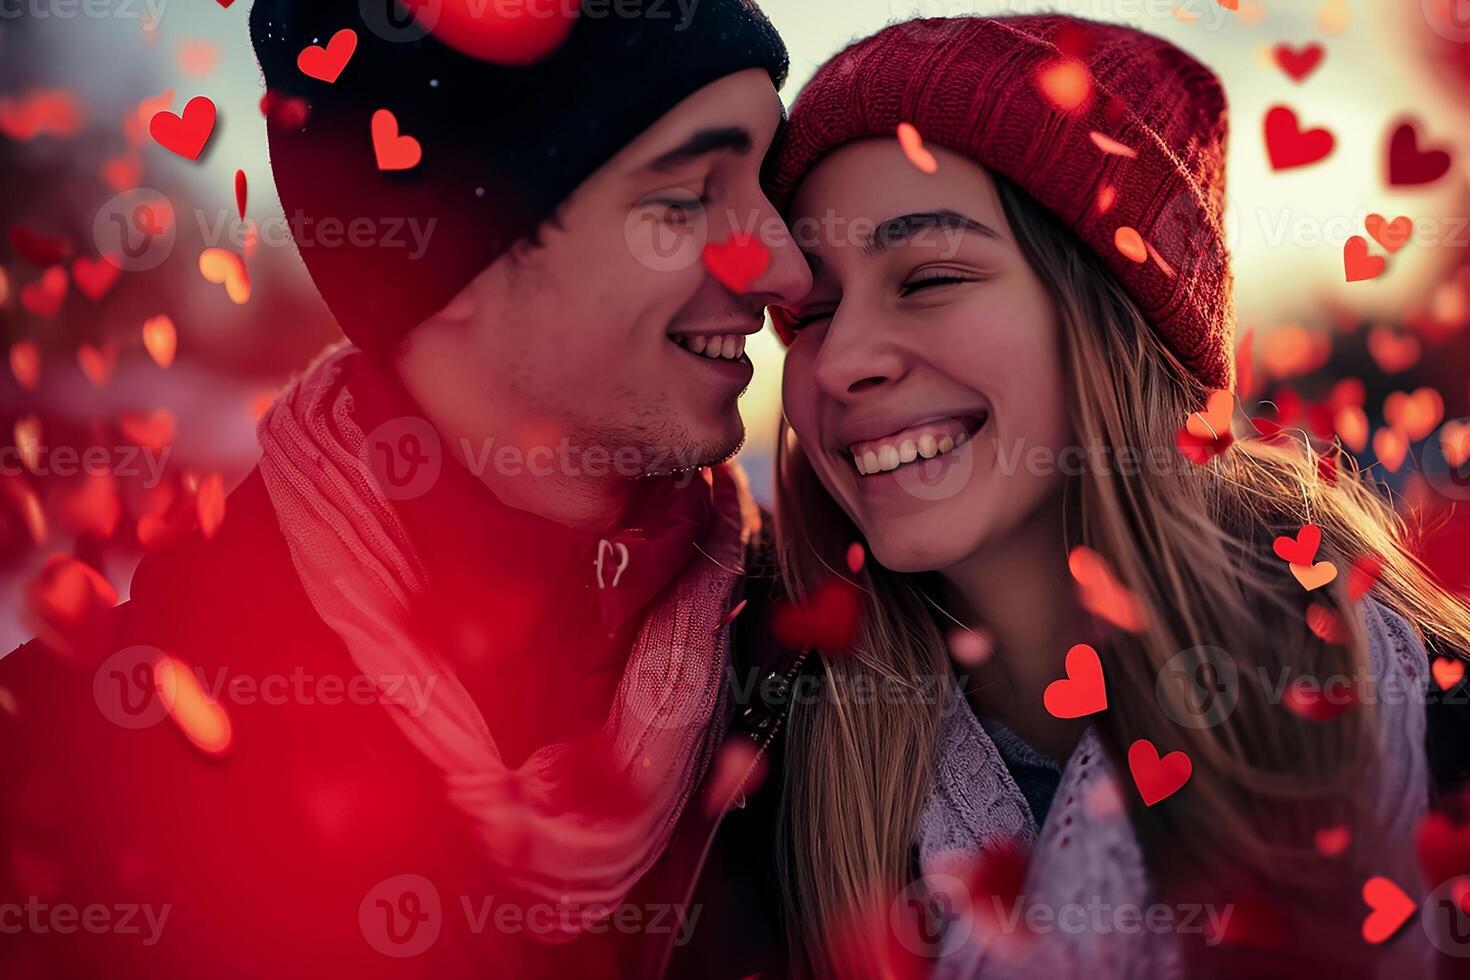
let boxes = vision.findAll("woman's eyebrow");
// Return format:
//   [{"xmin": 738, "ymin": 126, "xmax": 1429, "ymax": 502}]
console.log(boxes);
[{"xmin": 861, "ymin": 209, "xmax": 1002, "ymax": 257}]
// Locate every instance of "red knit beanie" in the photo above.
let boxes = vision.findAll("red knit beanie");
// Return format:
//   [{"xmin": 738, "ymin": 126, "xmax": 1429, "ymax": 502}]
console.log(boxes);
[{"xmin": 767, "ymin": 15, "xmax": 1235, "ymax": 391}]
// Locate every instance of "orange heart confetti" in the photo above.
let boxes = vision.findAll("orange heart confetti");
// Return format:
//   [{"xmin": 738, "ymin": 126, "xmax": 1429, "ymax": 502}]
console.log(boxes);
[
  {"xmin": 176, "ymin": 39, "xmax": 219, "ymax": 78},
  {"xmin": 153, "ymin": 653, "xmax": 232, "ymax": 756},
  {"xmin": 197, "ymin": 472, "xmax": 226, "ymax": 539},
  {"xmin": 1038, "ymin": 59, "xmax": 1091, "ymax": 112},
  {"xmin": 1372, "ymin": 427, "xmax": 1408, "ymax": 472},
  {"xmin": 1068, "ymin": 545, "xmax": 1148, "ymax": 634},
  {"xmin": 1442, "ymin": 421, "xmax": 1470, "ymax": 468},
  {"xmin": 199, "ymin": 248, "xmax": 251, "ymax": 304},
  {"xmin": 1335, "ymin": 405, "xmax": 1368, "ymax": 452},
  {"xmin": 1089, "ymin": 131, "xmax": 1137, "ymax": 158},
  {"xmin": 23, "ymin": 554, "xmax": 118, "ymax": 656},
  {"xmin": 1365, "ymin": 214, "xmax": 1413, "ymax": 254},
  {"xmin": 1187, "ymin": 389, "xmax": 1235, "ymax": 440},
  {"xmin": 1367, "ymin": 325, "xmax": 1420, "ymax": 374},
  {"xmin": 1317, "ymin": 0, "xmax": 1351, "ymax": 33},
  {"xmin": 118, "ymin": 409, "xmax": 176, "ymax": 452},
  {"xmin": 896, "ymin": 122, "xmax": 938, "ymax": 175},
  {"xmin": 1384, "ymin": 388, "xmax": 1444, "ymax": 441},
  {"xmin": 142, "ymin": 315, "xmax": 177, "ymax": 368},
  {"xmin": 1114, "ymin": 226, "xmax": 1148, "ymax": 264},
  {"xmin": 10, "ymin": 340, "xmax": 40, "ymax": 390},
  {"xmin": 1433, "ymin": 656, "xmax": 1467, "ymax": 692},
  {"xmin": 371, "ymin": 108, "xmax": 421, "ymax": 171},
  {"xmin": 76, "ymin": 340, "xmax": 119, "ymax": 388},
  {"xmin": 14, "ymin": 416, "xmax": 42, "ymax": 471},
  {"xmin": 1290, "ymin": 560, "xmax": 1338, "ymax": 592}
]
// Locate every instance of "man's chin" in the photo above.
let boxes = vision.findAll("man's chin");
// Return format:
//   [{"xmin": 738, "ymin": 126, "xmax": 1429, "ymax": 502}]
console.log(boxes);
[{"xmin": 646, "ymin": 418, "xmax": 745, "ymax": 478}]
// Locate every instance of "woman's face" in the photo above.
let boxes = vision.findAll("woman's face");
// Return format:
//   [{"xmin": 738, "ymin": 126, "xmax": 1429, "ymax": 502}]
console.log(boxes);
[{"xmin": 781, "ymin": 138, "xmax": 1074, "ymax": 574}]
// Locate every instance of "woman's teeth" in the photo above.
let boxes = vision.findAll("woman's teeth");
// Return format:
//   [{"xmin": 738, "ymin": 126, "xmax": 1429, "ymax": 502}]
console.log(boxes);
[
  {"xmin": 849, "ymin": 421, "xmax": 980, "ymax": 476},
  {"xmin": 671, "ymin": 333, "xmax": 747, "ymax": 360}
]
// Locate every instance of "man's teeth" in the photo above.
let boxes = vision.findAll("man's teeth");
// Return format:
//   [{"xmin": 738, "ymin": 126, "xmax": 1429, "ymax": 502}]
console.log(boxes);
[
  {"xmin": 852, "ymin": 429, "xmax": 967, "ymax": 475},
  {"xmin": 671, "ymin": 333, "xmax": 747, "ymax": 360}
]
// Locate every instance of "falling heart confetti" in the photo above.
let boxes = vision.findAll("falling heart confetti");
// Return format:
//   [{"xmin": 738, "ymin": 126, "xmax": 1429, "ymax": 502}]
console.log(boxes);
[
  {"xmin": 702, "ymin": 232, "xmax": 770, "ymax": 294},
  {"xmin": 1177, "ymin": 389, "xmax": 1235, "ymax": 463},
  {"xmin": 1038, "ymin": 59, "xmax": 1091, "ymax": 111},
  {"xmin": 150, "ymin": 96, "xmax": 217, "ymax": 161},
  {"xmin": 1384, "ymin": 388, "xmax": 1444, "ymax": 441},
  {"xmin": 197, "ymin": 473, "xmax": 226, "ymax": 538},
  {"xmin": 14, "ymin": 416, "xmax": 42, "ymax": 470},
  {"xmin": 947, "ymin": 627, "xmax": 993, "ymax": 668},
  {"xmin": 234, "ymin": 169, "xmax": 247, "ymax": 220},
  {"xmin": 845, "ymin": 542, "xmax": 866, "ymax": 574},
  {"xmin": 176, "ymin": 39, "xmax": 219, "ymax": 78},
  {"xmin": 1347, "ymin": 555, "xmax": 1382, "ymax": 602},
  {"xmin": 1360, "ymin": 877, "xmax": 1416, "ymax": 944},
  {"xmin": 1315, "ymin": 824, "xmax": 1351, "ymax": 857},
  {"xmin": 8, "ymin": 225, "xmax": 72, "ymax": 267},
  {"xmin": 9, "ymin": 340, "xmax": 40, "ymax": 390},
  {"xmin": 76, "ymin": 340, "xmax": 119, "ymax": 388},
  {"xmin": 895, "ymin": 122, "xmax": 939, "ymax": 174},
  {"xmin": 1089, "ymin": 131, "xmax": 1137, "ymax": 158},
  {"xmin": 1042, "ymin": 644, "xmax": 1108, "ymax": 719},
  {"xmin": 71, "ymin": 254, "xmax": 121, "ymax": 302},
  {"xmin": 1283, "ymin": 675, "xmax": 1356, "ymax": 720},
  {"xmin": 1434, "ymin": 657, "xmax": 1467, "ymax": 692},
  {"xmin": 1068, "ymin": 546, "xmax": 1147, "ymax": 633},
  {"xmin": 1273, "ymin": 524, "xmax": 1323, "ymax": 566},
  {"xmin": 198, "ymin": 248, "xmax": 250, "ymax": 303},
  {"xmin": 1442, "ymin": 421, "xmax": 1470, "ymax": 468},
  {"xmin": 23, "ymin": 554, "xmax": 118, "ymax": 655},
  {"xmin": 118, "ymin": 409, "xmax": 176, "ymax": 451},
  {"xmin": 1367, "ymin": 325, "xmax": 1421, "ymax": 374},
  {"xmin": 154, "ymin": 653, "xmax": 232, "ymax": 756},
  {"xmin": 142, "ymin": 315, "xmax": 177, "ymax": 368},
  {"xmin": 19, "ymin": 266, "xmax": 67, "ymax": 317},
  {"xmin": 1316, "ymin": 0, "xmax": 1350, "ymax": 32},
  {"xmin": 408, "ymin": 0, "xmax": 577, "ymax": 65},
  {"xmin": 1127, "ymin": 739, "xmax": 1192, "ymax": 806},
  {"xmin": 1264, "ymin": 106, "xmax": 1335, "ymax": 171},
  {"xmin": 771, "ymin": 577, "xmax": 862, "ymax": 654},
  {"xmin": 101, "ymin": 153, "xmax": 143, "ymax": 192},
  {"xmin": 371, "ymin": 108, "xmax": 421, "ymax": 171},
  {"xmin": 1335, "ymin": 405, "xmax": 1368, "ymax": 452},
  {"xmin": 297, "ymin": 28, "xmax": 358, "ymax": 83},
  {"xmin": 1343, "ymin": 236, "xmax": 1386, "ymax": 283},
  {"xmin": 1365, "ymin": 214, "xmax": 1412, "ymax": 254},
  {"xmin": 1273, "ymin": 43, "xmax": 1325, "ymax": 83},
  {"xmin": 1387, "ymin": 120, "xmax": 1452, "ymax": 187},
  {"xmin": 1290, "ymin": 559, "xmax": 1338, "ymax": 592},
  {"xmin": 1372, "ymin": 427, "xmax": 1408, "ymax": 472},
  {"xmin": 1113, "ymin": 226, "xmax": 1148, "ymax": 264},
  {"xmin": 1306, "ymin": 602, "xmax": 1344, "ymax": 643}
]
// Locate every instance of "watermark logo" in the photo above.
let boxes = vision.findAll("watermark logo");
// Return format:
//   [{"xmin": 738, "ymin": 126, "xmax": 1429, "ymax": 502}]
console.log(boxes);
[
  {"xmin": 365, "ymin": 416, "xmax": 444, "ymax": 501},
  {"xmin": 1423, "ymin": 874, "xmax": 1470, "ymax": 956},
  {"xmin": 360, "ymin": 874, "xmax": 442, "ymax": 957},
  {"xmin": 891, "ymin": 872, "xmax": 974, "ymax": 957},
  {"xmin": 1156, "ymin": 645, "xmax": 1239, "ymax": 729},
  {"xmin": 92, "ymin": 188, "xmax": 175, "ymax": 271},
  {"xmin": 1422, "ymin": 418, "xmax": 1470, "ymax": 502},
  {"xmin": 93, "ymin": 645, "xmax": 170, "ymax": 729},
  {"xmin": 1424, "ymin": 0, "xmax": 1470, "ymax": 42}
]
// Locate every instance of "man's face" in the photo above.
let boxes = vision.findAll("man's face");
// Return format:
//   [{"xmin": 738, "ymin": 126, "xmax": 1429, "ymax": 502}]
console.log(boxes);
[{"xmin": 430, "ymin": 68, "xmax": 811, "ymax": 478}]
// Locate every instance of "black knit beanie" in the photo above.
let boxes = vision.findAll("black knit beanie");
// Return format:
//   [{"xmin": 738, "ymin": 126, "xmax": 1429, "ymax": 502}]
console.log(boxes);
[{"xmin": 250, "ymin": 0, "xmax": 788, "ymax": 355}]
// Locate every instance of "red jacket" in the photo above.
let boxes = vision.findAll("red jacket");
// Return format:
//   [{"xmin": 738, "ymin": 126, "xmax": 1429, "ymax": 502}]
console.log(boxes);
[{"xmin": 0, "ymin": 468, "xmax": 804, "ymax": 979}]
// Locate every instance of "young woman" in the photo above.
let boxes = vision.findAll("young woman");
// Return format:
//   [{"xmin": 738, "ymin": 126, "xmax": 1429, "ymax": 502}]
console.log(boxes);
[{"xmin": 762, "ymin": 15, "xmax": 1470, "ymax": 979}]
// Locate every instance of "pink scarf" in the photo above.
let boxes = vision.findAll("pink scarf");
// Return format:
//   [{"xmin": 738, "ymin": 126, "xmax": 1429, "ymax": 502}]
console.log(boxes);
[{"xmin": 256, "ymin": 345, "xmax": 752, "ymax": 938}]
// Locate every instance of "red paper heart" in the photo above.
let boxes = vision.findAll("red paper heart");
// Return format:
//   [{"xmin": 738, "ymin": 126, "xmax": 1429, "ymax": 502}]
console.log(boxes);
[
  {"xmin": 402, "ymin": 0, "xmax": 577, "ymax": 65},
  {"xmin": 297, "ymin": 28, "xmax": 358, "ymax": 83},
  {"xmin": 260, "ymin": 90, "xmax": 309, "ymax": 130},
  {"xmin": 1264, "ymin": 105, "xmax": 1335, "ymax": 171},
  {"xmin": 1387, "ymin": 120, "xmax": 1452, "ymax": 187},
  {"xmin": 1306, "ymin": 603, "xmax": 1344, "ymax": 643},
  {"xmin": 150, "ymin": 96, "xmax": 217, "ymax": 161},
  {"xmin": 1273, "ymin": 524, "xmax": 1323, "ymax": 566},
  {"xmin": 1348, "ymin": 554, "xmax": 1382, "ymax": 602},
  {"xmin": 702, "ymin": 232, "xmax": 771, "ymax": 295},
  {"xmin": 371, "ymin": 109, "xmax": 421, "ymax": 171},
  {"xmin": 1361, "ymin": 876, "xmax": 1416, "ymax": 944},
  {"xmin": 1273, "ymin": 43, "xmax": 1324, "ymax": 82},
  {"xmin": 1127, "ymin": 739, "xmax": 1192, "ymax": 806},
  {"xmin": 71, "ymin": 254, "xmax": 121, "ymax": 302},
  {"xmin": 1365, "ymin": 214, "xmax": 1413, "ymax": 254},
  {"xmin": 1343, "ymin": 236, "xmax": 1385, "ymax": 283},
  {"xmin": 1175, "ymin": 426, "xmax": 1233, "ymax": 464},
  {"xmin": 771, "ymin": 577, "xmax": 863, "ymax": 654},
  {"xmin": 1042, "ymin": 643, "xmax": 1108, "ymax": 719}
]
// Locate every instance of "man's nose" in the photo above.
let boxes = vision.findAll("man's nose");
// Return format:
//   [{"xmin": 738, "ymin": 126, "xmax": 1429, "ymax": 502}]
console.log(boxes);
[{"xmin": 746, "ymin": 200, "xmax": 812, "ymax": 307}]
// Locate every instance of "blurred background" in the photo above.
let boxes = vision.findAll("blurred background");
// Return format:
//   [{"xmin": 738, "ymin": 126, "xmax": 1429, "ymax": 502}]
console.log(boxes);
[{"xmin": 3, "ymin": 0, "xmax": 1470, "ymax": 651}]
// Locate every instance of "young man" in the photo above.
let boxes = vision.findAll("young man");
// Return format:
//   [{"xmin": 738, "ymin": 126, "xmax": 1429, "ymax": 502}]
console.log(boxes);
[{"xmin": 0, "ymin": 3, "xmax": 810, "ymax": 977}]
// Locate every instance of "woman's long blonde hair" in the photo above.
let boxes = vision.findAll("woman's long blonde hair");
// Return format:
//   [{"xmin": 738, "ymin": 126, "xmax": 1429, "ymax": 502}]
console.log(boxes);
[{"xmin": 773, "ymin": 172, "xmax": 1470, "ymax": 977}]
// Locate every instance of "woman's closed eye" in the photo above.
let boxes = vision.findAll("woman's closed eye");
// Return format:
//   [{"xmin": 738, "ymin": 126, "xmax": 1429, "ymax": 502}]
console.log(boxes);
[{"xmin": 899, "ymin": 269, "xmax": 980, "ymax": 296}]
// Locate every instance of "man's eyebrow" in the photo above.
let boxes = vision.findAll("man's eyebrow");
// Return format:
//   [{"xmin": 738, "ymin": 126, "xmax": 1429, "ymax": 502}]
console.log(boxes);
[
  {"xmin": 636, "ymin": 126, "xmax": 754, "ymax": 174},
  {"xmin": 861, "ymin": 209, "xmax": 1002, "ymax": 257}
]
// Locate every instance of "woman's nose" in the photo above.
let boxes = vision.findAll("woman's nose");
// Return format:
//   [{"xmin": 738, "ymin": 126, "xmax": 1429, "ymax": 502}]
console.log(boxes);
[{"xmin": 811, "ymin": 309, "xmax": 906, "ymax": 401}]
